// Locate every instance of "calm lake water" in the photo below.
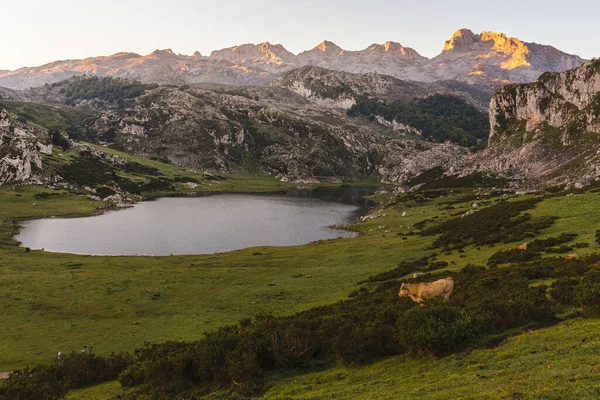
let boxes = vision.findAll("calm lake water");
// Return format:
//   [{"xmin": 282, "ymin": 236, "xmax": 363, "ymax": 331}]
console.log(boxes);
[{"xmin": 16, "ymin": 188, "xmax": 375, "ymax": 256}]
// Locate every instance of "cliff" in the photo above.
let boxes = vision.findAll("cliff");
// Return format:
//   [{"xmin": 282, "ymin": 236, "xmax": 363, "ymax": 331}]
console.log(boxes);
[{"xmin": 465, "ymin": 60, "xmax": 600, "ymax": 187}]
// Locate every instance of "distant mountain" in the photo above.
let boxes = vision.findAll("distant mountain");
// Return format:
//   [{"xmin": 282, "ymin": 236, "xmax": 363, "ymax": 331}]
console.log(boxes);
[
  {"xmin": 428, "ymin": 29, "xmax": 586, "ymax": 83},
  {"xmin": 208, "ymin": 42, "xmax": 297, "ymax": 73},
  {"xmin": 0, "ymin": 29, "xmax": 586, "ymax": 90},
  {"xmin": 0, "ymin": 50, "xmax": 272, "ymax": 90}
]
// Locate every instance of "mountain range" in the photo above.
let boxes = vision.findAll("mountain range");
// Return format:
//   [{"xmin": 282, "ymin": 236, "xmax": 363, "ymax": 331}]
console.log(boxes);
[
  {"xmin": 0, "ymin": 29, "xmax": 586, "ymax": 90},
  {"xmin": 1, "ymin": 28, "xmax": 598, "ymax": 193}
]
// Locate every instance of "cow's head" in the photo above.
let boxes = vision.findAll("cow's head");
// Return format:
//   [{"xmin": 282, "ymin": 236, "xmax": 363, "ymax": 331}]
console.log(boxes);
[{"xmin": 398, "ymin": 283, "xmax": 408, "ymax": 297}]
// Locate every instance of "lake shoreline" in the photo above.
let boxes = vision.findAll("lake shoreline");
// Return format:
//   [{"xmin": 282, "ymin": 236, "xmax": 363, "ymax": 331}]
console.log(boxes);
[{"xmin": 14, "ymin": 187, "xmax": 378, "ymax": 257}]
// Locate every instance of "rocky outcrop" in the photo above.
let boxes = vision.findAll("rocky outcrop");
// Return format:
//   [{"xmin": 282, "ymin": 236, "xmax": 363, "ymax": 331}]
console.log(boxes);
[
  {"xmin": 272, "ymin": 66, "xmax": 424, "ymax": 108},
  {"xmin": 378, "ymin": 140, "xmax": 469, "ymax": 185},
  {"xmin": 272, "ymin": 65, "xmax": 496, "ymax": 112},
  {"xmin": 464, "ymin": 60, "xmax": 600, "ymax": 188},
  {"xmin": 0, "ymin": 29, "xmax": 585, "ymax": 90},
  {"xmin": 82, "ymin": 84, "xmax": 466, "ymax": 184},
  {"xmin": 0, "ymin": 107, "xmax": 51, "ymax": 185}
]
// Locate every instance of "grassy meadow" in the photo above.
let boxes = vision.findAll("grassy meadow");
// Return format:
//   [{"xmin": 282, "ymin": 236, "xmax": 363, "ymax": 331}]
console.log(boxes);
[{"xmin": 2, "ymin": 145, "xmax": 600, "ymax": 398}]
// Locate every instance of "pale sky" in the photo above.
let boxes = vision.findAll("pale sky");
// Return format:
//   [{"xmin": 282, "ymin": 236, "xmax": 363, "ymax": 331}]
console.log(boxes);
[{"xmin": 1, "ymin": 0, "xmax": 598, "ymax": 70}]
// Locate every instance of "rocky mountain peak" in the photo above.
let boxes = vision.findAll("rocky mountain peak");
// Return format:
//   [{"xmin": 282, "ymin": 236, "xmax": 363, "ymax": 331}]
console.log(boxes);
[
  {"xmin": 209, "ymin": 42, "xmax": 295, "ymax": 65},
  {"xmin": 364, "ymin": 41, "xmax": 426, "ymax": 60},
  {"xmin": 107, "ymin": 52, "xmax": 142, "ymax": 60},
  {"xmin": 480, "ymin": 31, "xmax": 530, "ymax": 69},
  {"xmin": 313, "ymin": 41, "xmax": 343, "ymax": 54},
  {"xmin": 443, "ymin": 29, "xmax": 480, "ymax": 51},
  {"xmin": 149, "ymin": 49, "xmax": 177, "ymax": 57}
]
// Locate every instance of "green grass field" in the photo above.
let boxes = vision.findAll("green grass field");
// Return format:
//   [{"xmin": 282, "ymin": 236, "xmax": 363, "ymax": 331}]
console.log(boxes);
[
  {"xmin": 3, "ymin": 184, "xmax": 600, "ymax": 372},
  {"xmin": 2, "ymin": 146, "xmax": 600, "ymax": 398}
]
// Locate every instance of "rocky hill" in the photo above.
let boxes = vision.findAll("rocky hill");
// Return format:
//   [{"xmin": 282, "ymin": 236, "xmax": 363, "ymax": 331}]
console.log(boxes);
[
  {"xmin": 272, "ymin": 65, "xmax": 497, "ymax": 111},
  {"xmin": 463, "ymin": 59, "xmax": 600, "ymax": 188},
  {"xmin": 0, "ymin": 73, "xmax": 474, "ymax": 186},
  {"xmin": 0, "ymin": 107, "xmax": 51, "ymax": 185},
  {"xmin": 85, "ymin": 84, "xmax": 468, "ymax": 183},
  {"xmin": 0, "ymin": 29, "xmax": 585, "ymax": 90}
]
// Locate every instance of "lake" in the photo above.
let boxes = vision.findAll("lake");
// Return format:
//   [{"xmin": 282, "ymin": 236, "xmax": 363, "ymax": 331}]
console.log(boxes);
[{"xmin": 15, "ymin": 187, "xmax": 376, "ymax": 256}]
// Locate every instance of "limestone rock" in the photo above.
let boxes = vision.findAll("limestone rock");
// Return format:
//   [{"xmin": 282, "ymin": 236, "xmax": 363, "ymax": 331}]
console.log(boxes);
[{"xmin": 0, "ymin": 107, "xmax": 51, "ymax": 185}]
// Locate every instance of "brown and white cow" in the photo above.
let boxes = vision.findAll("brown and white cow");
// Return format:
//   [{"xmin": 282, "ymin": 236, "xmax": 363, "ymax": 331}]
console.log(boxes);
[{"xmin": 398, "ymin": 277, "xmax": 454, "ymax": 305}]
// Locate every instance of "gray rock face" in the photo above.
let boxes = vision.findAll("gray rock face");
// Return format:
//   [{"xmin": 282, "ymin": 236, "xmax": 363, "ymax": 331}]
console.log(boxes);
[
  {"xmin": 0, "ymin": 29, "xmax": 585, "ymax": 90},
  {"xmin": 84, "ymin": 85, "xmax": 465, "ymax": 184},
  {"xmin": 0, "ymin": 107, "xmax": 51, "ymax": 185},
  {"xmin": 272, "ymin": 65, "xmax": 497, "ymax": 111},
  {"xmin": 464, "ymin": 60, "xmax": 600, "ymax": 188}
]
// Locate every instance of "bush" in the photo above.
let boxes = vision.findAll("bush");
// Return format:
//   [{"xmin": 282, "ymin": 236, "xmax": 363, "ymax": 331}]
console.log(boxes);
[
  {"xmin": 347, "ymin": 95, "xmax": 489, "ymax": 147},
  {"xmin": 488, "ymin": 249, "xmax": 541, "ymax": 266},
  {"xmin": 420, "ymin": 199, "xmax": 557, "ymax": 250},
  {"xmin": 396, "ymin": 305, "xmax": 480, "ymax": 356},
  {"xmin": 575, "ymin": 266, "xmax": 600, "ymax": 316},
  {"xmin": 0, "ymin": 353, "xmax": 130, "ymax": 400}
]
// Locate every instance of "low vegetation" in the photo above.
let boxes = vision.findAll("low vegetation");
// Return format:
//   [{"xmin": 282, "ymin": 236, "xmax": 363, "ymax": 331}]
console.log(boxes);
[
  {"xmin": 347, "ymin": 94, "xmax": 489, "ymax": 146},
  {"xmin": 59, "ymin": 76, "xmax": 158, "ymax": 107},
  {"xmin": 0, "ymin": 100, "xmax": 98, "ymax": 140}
]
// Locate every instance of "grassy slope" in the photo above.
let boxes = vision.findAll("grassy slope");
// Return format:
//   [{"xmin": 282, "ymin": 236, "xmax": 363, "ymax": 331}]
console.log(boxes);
[
  {"xmin": 3, "ymin": 145, "xmax": 600, "ymax": 398},
  {"xmin": 261, "ymin": 318, "xmax": 600, "ymax": 400},
  {"xmin": 3, "ymin": 182, "xmax": 600, "ymax": 372},
  {"xmin": 67, "ymin": 318, "xmax": 600, "ymax": 399}
]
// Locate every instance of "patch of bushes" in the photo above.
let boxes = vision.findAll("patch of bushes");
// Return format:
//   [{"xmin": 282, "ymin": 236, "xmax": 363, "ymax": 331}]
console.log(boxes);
[
  {"xmin": 62, "ymin": 76, "xmax": 158, "ymax": 107},
  {"xmin": 396, "ymin": 305, "xmax": 480, "ymax": 356},
  {"xmin": 360, "ymin": 256, "xmax": 432, "ymax": 283},
  {"xmin": 487, "ymin": 233, "xmax": 579, "ymax": 265},
  {"xmin": 420, "ymin": 199, "xmax": 557, "ymax": 249},
  {"xmin": 0, "ymin": 353, "xmax": 130, "ymax": 400},
  {"xmin": 347, "ymin": 94, "xmax": 489, "ymax": 147},
  {"xmin": 488, "ymin": 249, "xmax": 541, "ymax": 266}
]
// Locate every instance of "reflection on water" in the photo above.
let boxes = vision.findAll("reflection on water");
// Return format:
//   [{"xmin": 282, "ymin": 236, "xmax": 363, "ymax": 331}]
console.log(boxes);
[{"xmin": 16, "ymin": 187, "xmax": 377, "ymax": 256}]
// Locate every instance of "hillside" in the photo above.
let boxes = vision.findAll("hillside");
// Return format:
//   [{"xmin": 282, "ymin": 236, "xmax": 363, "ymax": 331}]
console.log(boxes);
[
  {"xmin": 463, "ymin": 59, "xmax": 600, "ymax": 188},
  {"xmin": 0, "ymin": 107, "xmax": 51, "ymax": 185},
  {"xmin": 3, "ymin": 175, "xmax": 600, "ymax": 398},
  {"xmin": 0, "ymin": 73, "xmax": 486, "ymax": 187}
]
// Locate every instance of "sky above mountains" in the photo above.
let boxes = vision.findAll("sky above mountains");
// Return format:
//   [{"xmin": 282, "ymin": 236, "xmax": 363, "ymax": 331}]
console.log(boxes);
[{"xmin": 2, "ymin": 0, "xmax": 598, "ymax": 71}]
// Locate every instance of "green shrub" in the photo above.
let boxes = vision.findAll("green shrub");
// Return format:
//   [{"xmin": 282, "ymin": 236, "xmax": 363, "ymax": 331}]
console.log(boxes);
[
  {"xmin": 575, "ymin": 266, "xmax": 600, "ymax": 316},
  {"xmin": 396, "ymin": 305, "xmax": 479, "ymax": 356},
  {"xmin": 347, "ymin": 94, "xmax": 489, "ymax": 146},
  {"xmin": 421, "ymin": 199, "xmax": 557, "ymax": 249},
  {"xmin": 488, "ymin": 249, "xmax": 541, "ymax": 266},
  {"xmin": 0, "ymin": 353, "xmax": 130, "ymax": 400},
  {"xmin": 550, "ymin": 277, "xmax": 580, "ymax": 305}
]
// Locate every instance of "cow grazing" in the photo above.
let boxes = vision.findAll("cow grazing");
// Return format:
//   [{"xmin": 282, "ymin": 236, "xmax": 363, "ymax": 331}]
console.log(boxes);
[
  {"xmin": 563, "ymin": 253, "xmax": 579, "ymax": 260},
  {"xmin": 398, "ymin": 277, "xmax": 454, "ymax": 305},
  {"xmin": 517, "ymin": 243, "xmax": 528, "ymax": 250}
]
